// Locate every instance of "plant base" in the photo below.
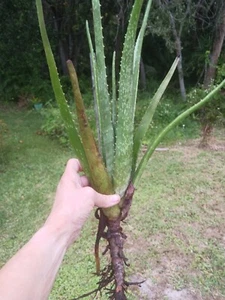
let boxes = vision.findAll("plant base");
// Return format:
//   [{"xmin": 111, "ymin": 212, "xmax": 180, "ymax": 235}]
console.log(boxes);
[{"xmin": 73, "ymin": 183, "xmax": 139, "ymax": 300}]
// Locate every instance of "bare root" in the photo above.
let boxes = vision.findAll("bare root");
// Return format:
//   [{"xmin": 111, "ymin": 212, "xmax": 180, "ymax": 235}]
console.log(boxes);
[{"xmin": 73, "ymin": 183, "xmax": 137, "ymax": 300}]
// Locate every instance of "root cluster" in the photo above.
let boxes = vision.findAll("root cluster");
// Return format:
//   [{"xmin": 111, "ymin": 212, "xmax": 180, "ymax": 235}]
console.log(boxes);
[{"xmin": 73, "ymin": 183, "xmax": 139, "ymax": 300}]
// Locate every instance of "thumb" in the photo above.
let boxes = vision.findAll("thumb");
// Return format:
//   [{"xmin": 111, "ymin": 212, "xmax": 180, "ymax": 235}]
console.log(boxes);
[{"xmin": 93, "ymin": 192, "xmax": 120, "ymax": 208}]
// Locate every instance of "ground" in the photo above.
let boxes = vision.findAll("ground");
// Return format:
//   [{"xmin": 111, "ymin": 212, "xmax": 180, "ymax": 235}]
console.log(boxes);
[
  {"xmin": 0, "ymin": 108, "xmax": 225, "ymax": 299},
  {"xmin": 126, "ymin": 137, "xmax": 225, "ymax": 300}
]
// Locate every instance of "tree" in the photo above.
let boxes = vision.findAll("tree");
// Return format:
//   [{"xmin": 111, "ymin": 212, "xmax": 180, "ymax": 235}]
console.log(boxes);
[
  {"xmin": 196, "ymin": 0, "xmax": 225, "ymax": 147},
  {"xmin": 145, "ymin": 0, "xmax": 225, "ymax": 98},
  {"xmin": 37, "ymin": 0, "xmax": 225, "ymax": 298},
  {"xmin": 41, "ymin": 0, "xmax": 133, "ymax": 76},
  {"xmin": 41, "ymin": 0, "xmax": 93, "ymax": 75},
  {"xmin": 203, "ymin": 0, "xmax": 225, "ymax": 88},
  {"xmin": 148, "ymin": 0, "xmax": 194, "ymax": 100},
  {"xmin": 0, "ymin": 0, "xmax": 45, "ymax": 101}
]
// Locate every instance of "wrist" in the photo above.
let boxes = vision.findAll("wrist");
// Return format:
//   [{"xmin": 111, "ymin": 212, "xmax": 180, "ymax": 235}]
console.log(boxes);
[{"xmin": 43, "ymin": 213, "xmax": 80, "ymax": 248}]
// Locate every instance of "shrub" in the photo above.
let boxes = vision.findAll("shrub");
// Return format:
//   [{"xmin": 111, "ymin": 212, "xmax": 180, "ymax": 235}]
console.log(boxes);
[
  {"xmin": 41, "ymin": 95, "xmax": 201, "ymax": 147},
  {"xmin": 41, "ymin": 107, "xmax": 69, "ymax": 146},
  {"xmin": 187, "ymin": 85, "xmax": 225, "ymax": 127},
  {"xmin": 187, "ymin": 85, "xmax": 225, "ymax": 147},
  {"xmin": 136, "ymin": 95, "xmax": 199, "ymax": 144},
  {"xmin": 0, "ymin": 119, "xmax": 8, "ymax": 165},
  {"xmin": 41, "ymin": 105, "xmax": 96, "ymax": 146},
  {"xmin": 0, "ymin": 119, "xmax": 7, "ymax": 146}
]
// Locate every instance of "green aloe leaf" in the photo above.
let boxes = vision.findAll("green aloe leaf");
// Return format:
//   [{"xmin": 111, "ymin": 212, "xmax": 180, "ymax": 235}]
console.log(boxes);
[
  {"xmin": 113, "ymin": 0, "xmax": 146, "ymax": 195},
  {"xmin": 89, "ymin": 0, "xmax": 114, "ymax": 176},
  {"xmin": 36, "ymin": 0, "xmax": 90, "ymax": 175},
  {"xmin": 85, "ymin": 30, "xmax": 120, "ymax": 219},
  {"xmin": 133, "ymin": 78, "xmax": 225, "ymax": 185},
  {"xmin": 111, "ymin": 51, "xmax": 117, "ymax": 136},
  {"xmin": 132, "ymin": 56, "xmax": 179, "ymax": 171},
  {"xmin": 131, "ymin": 0, "xmax": 153, "ymax": 121},
  {"xmin": 86, "ymin": 21, "xmax": 101, "ymax": 152}
]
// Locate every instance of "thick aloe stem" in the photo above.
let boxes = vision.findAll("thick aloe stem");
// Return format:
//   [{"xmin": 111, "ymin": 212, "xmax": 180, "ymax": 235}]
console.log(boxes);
[{"xmin": 67, "ymin": 59, "xmax": 121, "ymax": 220}]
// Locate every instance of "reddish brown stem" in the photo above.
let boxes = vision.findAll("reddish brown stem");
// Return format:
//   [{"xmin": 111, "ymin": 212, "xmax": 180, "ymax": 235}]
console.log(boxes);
[
  {"xmin": 73, "ymin": 183, "xmax": 135, "ymax": 300},
  {"xmin": 106, "ymin": 183, "xmax": 135, "ymax": 299},
  {"xmin": 107, "ymin": 219, "xmax": 127, "ymax": 299}
]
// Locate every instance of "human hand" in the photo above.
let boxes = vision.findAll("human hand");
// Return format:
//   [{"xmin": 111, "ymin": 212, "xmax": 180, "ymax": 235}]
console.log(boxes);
[{"xmin": 45, "ymin": 159, "xmax": 120, "ymax": 246}]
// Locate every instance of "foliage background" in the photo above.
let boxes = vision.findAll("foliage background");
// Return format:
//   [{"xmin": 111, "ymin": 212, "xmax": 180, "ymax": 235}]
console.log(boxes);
[{"xmin": 1, "ymin": 0, "xmax": 224, "ymax": 105}]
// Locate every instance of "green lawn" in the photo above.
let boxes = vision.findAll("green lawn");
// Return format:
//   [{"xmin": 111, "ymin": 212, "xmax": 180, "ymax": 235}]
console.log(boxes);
[{"xmin": 0, "ymin": 107, "xmax": 225, "ymax": 300}]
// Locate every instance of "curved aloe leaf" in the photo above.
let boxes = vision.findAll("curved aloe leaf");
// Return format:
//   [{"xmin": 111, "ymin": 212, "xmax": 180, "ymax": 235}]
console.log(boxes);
[
  {"xmin": 90, "ymin": 0, "xmax": 114, "ymax": 176},
  {"xmin": 36, "ymin": 0, "xmax": 90, "ymax": 175},
  {"xmin": 133, "ymin": 78, "xmax": 225, "ymax": 185},
  {"xmin": 132, "ymin": 56, "xmax": 179, "ymax": 170},
  {"xmin": 131, "ymin": 0, "xmax": 153, "ymax": 122},
  {"xmin": 67, "ymin": 60, "xmax": 120, "ymax": 220},
  {"xmin": 113, "ymin": 0, "xmax": 146, "ymax": 195},
  {"xmin": 67, "ymin": 60, "xmax": 114, "ymax": 194},
  {"xmin": 111, "ymin": 51, "xmax": 117, "ymax": 136},
  {"xmin": 86, "ymin": 22, "xmax": 101, "ymax": 151}
]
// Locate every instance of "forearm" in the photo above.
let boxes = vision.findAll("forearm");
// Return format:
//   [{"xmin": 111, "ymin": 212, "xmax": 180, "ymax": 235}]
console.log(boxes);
[
  {"xmin": 0, "ymin": 220, "xmax": 72, "ymax": 300},
  {"xmin": 0, "ymin": 159, "xmax": 120, "ymax": 300}
]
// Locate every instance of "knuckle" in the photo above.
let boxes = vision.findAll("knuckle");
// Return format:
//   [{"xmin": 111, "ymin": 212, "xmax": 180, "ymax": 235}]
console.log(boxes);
[
  {"xmin": 84, "ymin": 186, "xmax": 95, "ymax": 198},
  {"xmin": 83, "ymin": 186, "xmax": 96, "ymax": 207}
]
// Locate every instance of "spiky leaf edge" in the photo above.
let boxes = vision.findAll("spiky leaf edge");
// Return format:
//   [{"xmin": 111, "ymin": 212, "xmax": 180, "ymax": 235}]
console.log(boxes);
[
  {"xmin": 132, "ymin": 56, "xmax": 179, "ymax": 172},
  {"xmin": 90, "ymin": 0, "xmax": 114, "ymax": 176},
  {"xmin": 36, "ymin": 0, "xmax": 90, "ymax": 176},
  {"xmin": 113, "ymin": 0, "xmax": 145, "ymax": 195},
  {"xmin": 67, "ymin": 61, "xmax": 112, "ymax": 191}
]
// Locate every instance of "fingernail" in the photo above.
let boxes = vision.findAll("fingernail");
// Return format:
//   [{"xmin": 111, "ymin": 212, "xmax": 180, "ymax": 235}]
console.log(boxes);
[{"xmin": 110, "ymin": 195, "xmax": 120, "ymax": 204}]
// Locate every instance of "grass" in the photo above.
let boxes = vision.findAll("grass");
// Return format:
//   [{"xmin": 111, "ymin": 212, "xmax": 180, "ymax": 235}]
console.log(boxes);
[{"xmin": 0, "ymin": 106, "xmax": 225, "ymax": 299}]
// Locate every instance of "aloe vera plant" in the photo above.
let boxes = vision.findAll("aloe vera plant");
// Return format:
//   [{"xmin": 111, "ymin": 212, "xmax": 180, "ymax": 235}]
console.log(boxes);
[{"xmin": 36, "ymin": 0, "xmax": 225, "ymax": 299}]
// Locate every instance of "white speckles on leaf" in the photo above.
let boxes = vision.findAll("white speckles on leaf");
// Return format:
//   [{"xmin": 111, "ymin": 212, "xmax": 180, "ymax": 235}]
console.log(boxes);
[
  {"xmin": 113, "ymin": 0, "xmax": 146, "ymax": 193},
  {"xmin": 90, "ymin": 0, "xmax": 114, "ymax": 176}
]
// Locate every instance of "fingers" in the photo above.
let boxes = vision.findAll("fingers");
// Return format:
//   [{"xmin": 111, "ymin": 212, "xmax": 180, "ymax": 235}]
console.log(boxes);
[
  {"xmin": 65, "ymin": 159, "xmax": 121, "ymax": 208},
  {"xmin": 63, "ymin": 159, "xmax": 84, "ymax": 187},
  {"xmin": 80, "ymin": 175, "xmax": 89, "ymax": 187},
  {"xmin": 67, "ymin": 160, "xmax": 89, "ymax": 187},
  {"xmin": 66, "ymin": 158, "xmax": 82, "ymax": 173},
  {"xmin": 92, "ymin": 189, "xmax": 120, "ymax": 208}
]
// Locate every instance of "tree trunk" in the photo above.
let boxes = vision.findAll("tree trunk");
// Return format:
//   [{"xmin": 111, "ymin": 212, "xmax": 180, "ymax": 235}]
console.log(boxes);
[
  {"xmin": 203, "ymin": 2, "xmax": 225, "ymax": 88},
  {"xmin": 200, "ymin": 1, "xmax": 225, "ymax": 148},
  {"xmin": 114, "ymin": 1, "xmax": 127, "ymax": 75},
  {"xmin": 140, "ymin": 57, "xmax": 146, "ymax": 90},
  {"xmin": 177, "ymin": 53, "xmax": 186, "ymax": 101},
  {"xmin": 44, "ymin": 1, "xmax": 69, "ymax": 75},
  {"xmin": 199, "ymin": 123, "xmax": 213, "ymax": 149},
  {"xmin": 169, "ymin": 11, "xmax": 186, "ymax": 100},
  {"xmin": 59, "ymin": 40, "xmax": 68, "ymax": 75}
]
